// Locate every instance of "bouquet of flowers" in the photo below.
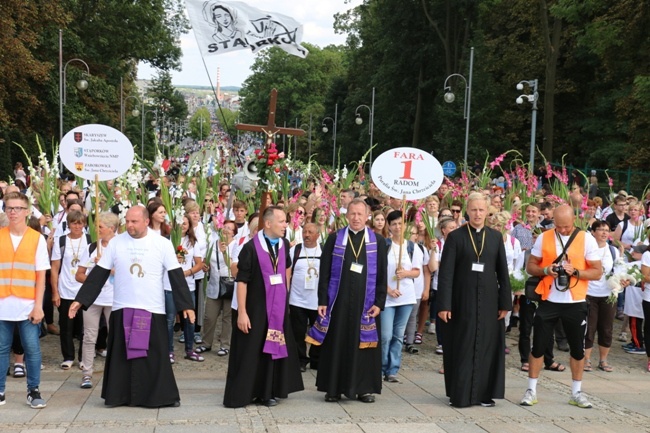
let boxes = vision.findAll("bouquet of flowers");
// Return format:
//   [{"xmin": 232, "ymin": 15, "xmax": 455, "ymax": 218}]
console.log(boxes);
[
  {"xmin": 252, "ymin": 141, "xmax": 286, "ymax": 188},
  {"xmin": 607, "ymin": 263, "xmax": 644, "ymax": 304},
  {"xmin": 510, "ymin": 269, "xmax": 527, "ymax": 294},
  {"xmin": 416, "ymin": 205, "xmax": 436, "ymax": 240},
  {"xmin": 176, "ymin": 245, "xmax": 188, "ymax": 264}
]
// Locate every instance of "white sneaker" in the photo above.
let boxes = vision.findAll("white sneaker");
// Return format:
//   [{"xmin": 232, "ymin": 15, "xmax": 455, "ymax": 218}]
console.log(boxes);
[
  {"xmin": 520, "ymin": 389, "xmax": 537, "ymax": 406},
  {"xmin": 568, "ymin": 391, "xmax": 592, "ymax": 408},
  {"xmin": 96, "ymin": 349, "xmax": 107, "ymax": 358},
  {"xmin": 427, "ymin": 323, "xmax": 436, "ymax": 334},
  {"xmin": 618, "ymin": 332, "xmax": 628, "ymax": 342}
]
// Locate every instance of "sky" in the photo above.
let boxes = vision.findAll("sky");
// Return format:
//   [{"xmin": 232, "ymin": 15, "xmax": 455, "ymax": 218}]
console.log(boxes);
[{"xmin": 137, "ymin": 0, "xmax": 361, "ymax": 88}]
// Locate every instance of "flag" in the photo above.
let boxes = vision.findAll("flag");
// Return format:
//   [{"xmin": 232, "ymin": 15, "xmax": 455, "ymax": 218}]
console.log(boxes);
[{"xmin": 185, "ymin": 0, "xmax": 309, "ymax": 58}]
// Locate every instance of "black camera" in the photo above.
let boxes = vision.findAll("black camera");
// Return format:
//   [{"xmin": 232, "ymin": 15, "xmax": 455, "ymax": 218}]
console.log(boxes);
[{"xmin": 552, "ymin": 265, "xmax": 569, "ymax": 287}]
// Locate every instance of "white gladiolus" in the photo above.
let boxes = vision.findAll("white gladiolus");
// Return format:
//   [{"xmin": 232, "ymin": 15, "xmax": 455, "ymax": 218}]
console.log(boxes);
[{"xmin": 341, "ymin": 165, "xmax": 348, "ymax": 180}]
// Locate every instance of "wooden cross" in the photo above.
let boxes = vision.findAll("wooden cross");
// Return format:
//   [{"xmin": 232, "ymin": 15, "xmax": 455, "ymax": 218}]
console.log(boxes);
[{"xmin": 236, "ymin": 88, "xmax": 305, "ymax": 142}]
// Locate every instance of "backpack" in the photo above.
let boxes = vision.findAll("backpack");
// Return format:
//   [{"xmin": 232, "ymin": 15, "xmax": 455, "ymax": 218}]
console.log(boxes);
[
  {"xmin": 385, "ymin": 238, "xmax": 423, "ymax": 262},
  {"xmin": 58, "ymin": 234, "xmax": 93, "ymax": 274},
  {"xmin": 607, "ymin": 244, "xmax": 616, "ymax": 277}
]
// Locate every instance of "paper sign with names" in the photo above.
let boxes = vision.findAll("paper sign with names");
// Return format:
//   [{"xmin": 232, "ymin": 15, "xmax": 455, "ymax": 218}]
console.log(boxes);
[
  {"xmin": 60, "ymin": 124, "xmax": 135, "ymax": 181},
  {"xmin": 370, "ymin": 147, "xmax": 444, "ymax": 200}
]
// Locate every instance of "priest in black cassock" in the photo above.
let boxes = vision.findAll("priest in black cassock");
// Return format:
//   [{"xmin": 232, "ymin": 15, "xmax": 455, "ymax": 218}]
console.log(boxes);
[
  {"xmin": 223, "ymin": 206, "xmax": 303, "ymax": 408},
  {"xmin": 437, "ymin": 192, "xmax": 512, "ymax": 408},
  {"xmin": 307, "ymin": 199, "xmax": 387, "ymax": 403},
  {"xmin": 69, "ymin": 206, "xmax": 195, "ymax": 408}
]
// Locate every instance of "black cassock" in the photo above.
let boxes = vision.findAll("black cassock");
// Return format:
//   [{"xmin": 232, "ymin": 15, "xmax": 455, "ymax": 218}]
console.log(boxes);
[
  {"xmin": 437, "ymin": 224, "xmax": 512, "ymax": 407},
  {"xmin": 76, "ymin": 266, "xmax": 193, "ymax": 407},
  {"xmin": 315, "ymin": 229, "xmax": 387, "ymax": 399},
  {"xmin": 223, "ymin": 238, "xmax": 304, "ymax": 408}
]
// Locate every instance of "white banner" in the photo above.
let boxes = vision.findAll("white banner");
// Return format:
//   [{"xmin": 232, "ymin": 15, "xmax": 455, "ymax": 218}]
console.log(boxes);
[{"xmin": 185, "ymin": 0, "xmax": 309, "ymax": 58}]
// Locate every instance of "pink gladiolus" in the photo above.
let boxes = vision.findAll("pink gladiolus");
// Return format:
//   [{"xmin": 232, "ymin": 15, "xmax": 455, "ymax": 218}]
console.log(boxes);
[
  {"xmin": 321, "ymin": 169, "xmax": 332, "ymax": 184},
  {"xmin": 278, "ymin": 152, "xmax": 285, "ymax": 158},
  {"xmin": 608, "ymin": 178, "xmax": 613, "ymax": 187},
  {"xmin": 545, "ymin": 162, "xmax": 553, "ymax": 179}
]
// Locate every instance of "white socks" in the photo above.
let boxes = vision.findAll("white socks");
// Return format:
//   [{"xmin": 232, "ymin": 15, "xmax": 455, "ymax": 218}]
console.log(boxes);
[
  {"xmin": 528, "ymin": 378, "xmax": 538, "ymax": 393},
  {"xmin": 572, "ymin": 380, "xmax": 582, "ymax": 395}
]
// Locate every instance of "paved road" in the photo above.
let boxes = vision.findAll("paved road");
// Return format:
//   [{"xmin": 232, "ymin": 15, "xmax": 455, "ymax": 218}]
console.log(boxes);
[{"xmin": 2, "ymin": 319, "xmax": 649, "ymax": 433}]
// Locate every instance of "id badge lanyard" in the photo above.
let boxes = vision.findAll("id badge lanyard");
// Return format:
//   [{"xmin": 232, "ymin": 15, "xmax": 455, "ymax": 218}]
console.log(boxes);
[{"xmin": 468, "ymin": 225, "xmax": 486, "ymax": 273}]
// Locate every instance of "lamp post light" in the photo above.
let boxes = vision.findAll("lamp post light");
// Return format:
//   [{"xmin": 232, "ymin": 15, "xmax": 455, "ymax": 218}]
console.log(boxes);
[
  {"xmin": 59, "ymin": 29, "xmax": 90, "ymax": 144},
  {"xmin": 198, "ymin": 116, "xmax": 207, "ymax": 142},
  {"xmin": 354, "ymin": 87, "xmax": 375, "ymax": 167},
  {"xmin": 442, "ymin": 46, "xmax": 474, "ymax": 172},
  {"xmin": 322, "ymin": 103, "xmax": 338, "ymax": 168},
  {"xmin": 516, "ymin": 79, "xmax": 539, "ymax": 171},
  {"xmin": 142, "ymin": 109, "xmax": 157, "ymax": 160}
]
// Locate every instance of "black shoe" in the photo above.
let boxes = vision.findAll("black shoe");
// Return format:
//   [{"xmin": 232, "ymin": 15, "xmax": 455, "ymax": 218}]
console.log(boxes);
[
  {"xmin": 557, "ymin": 343, "xmax": 570, "ymax": 352},
  {"xmin": 300, "ymin": 364, "xmax": 307, "ymax": 372},
  {"xmin": 173, "ymin": 323, "xmax": 182, "ymax": 332},
  {"xmin": 357, "ymin": 393, "xmax": 375, "ymax": 403},
  {"xmin": 260, "ymin": 398, "xmax": 277, "ymax": 407},
  {"xmin": 480, "ymin": 400, "xmax": 496, "ymax": 407},
  {"xmin": 169, "ymin": 400, "xmax": 181, "ymax": 407},
  {"xmin": 324, "ymin": 394, "xmax": 340, "ymax": 402}
]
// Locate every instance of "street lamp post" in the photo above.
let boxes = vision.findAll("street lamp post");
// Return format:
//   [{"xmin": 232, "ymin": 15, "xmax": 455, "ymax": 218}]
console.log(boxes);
[
  {"xmin": 354, "ymin": 86, "xmax": 375, "ymax": 167},
  {"xmin": 299, "ymin": 120, "xmax": 311, "ymax": 162},
  {"xmin": 322, "ymin": 103, "xmax": 338, "ymax": 168},
  {"xmin": 59, "ymin": 29, "xmax": 90, "ymax": 143},
  {"xmin": 142, "ymin": 109, "xmax": 157, "ymax": 160},
  {"xmin": 516, "ymin": 79, "xmax": 539, "ymax": 170},
  {"xmin": 442, "ymin": 46, "xmax": 474, "ymax": 172}
]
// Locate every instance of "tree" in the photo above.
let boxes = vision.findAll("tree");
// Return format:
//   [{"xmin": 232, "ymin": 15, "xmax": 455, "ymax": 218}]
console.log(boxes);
[{"xmin": 190, "ymin": 107, "xmax": 211, "ymax": 141}]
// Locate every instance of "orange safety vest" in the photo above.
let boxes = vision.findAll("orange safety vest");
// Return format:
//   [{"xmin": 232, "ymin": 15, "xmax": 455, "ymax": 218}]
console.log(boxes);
[
  {"xmin": 0, "ymin": 227, "xmax": 40, "ymax": 300},
  {"xmin": 535, "ymin": 229, "xmax": 589, "ymax": 301}
]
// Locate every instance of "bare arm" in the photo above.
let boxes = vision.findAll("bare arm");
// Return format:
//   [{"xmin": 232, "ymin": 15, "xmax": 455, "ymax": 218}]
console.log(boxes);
[
  {"xmin": 50, "ymin": 260, "xmax": 61, "ymax": 307},
  {"xmin": 236, "ymin": 281, "xmax": 251, "ymax": 333}
]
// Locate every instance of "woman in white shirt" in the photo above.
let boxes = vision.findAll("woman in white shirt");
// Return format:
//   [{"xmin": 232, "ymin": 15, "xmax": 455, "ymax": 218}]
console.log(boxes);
[
  {"xmin": 196, "ymin": 220, "xmax": 237, "ymax": 356},
  {"xmin": 584, "ymin": 221, "xmax": 619, "ymax": 372},
  {"xmin": 74, "ymin": 212, "xmax": 118, "ymax": 388},
  {"xmin": 382, "ymin": 211, "xmax": 421, "ymax": 382}
]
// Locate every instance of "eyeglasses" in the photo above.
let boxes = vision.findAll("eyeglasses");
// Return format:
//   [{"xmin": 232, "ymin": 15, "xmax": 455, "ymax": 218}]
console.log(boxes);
[
  {"xmin": 595, "ymin": 228, "xmax": 610, "ymax": 232},
  {"xmin": 451, "ymin": 209, "xmax": 461, "ymax": 214},
  {"xmin": 296, "ymin": 210, "xmax": 305, "ymax": 215},
  {"xmin": 5, "ymin": 206, "xmax": 28, "ymax": 213}
]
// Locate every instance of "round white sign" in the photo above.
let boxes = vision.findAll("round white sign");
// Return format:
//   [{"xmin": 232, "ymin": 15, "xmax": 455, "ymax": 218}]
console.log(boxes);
[
  {"xmin": 370, "ymin": 147, "xmax": 444, "ymax": 200},
  {"xmin": 60, "ymin": 124, "xmax": 135, "ymax": 181}
]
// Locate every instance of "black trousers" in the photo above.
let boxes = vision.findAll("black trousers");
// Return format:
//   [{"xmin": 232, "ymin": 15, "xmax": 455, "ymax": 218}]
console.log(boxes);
[
  {"xmin": 58, "ymin": 299, "xmax": 83, "ymax": 361},
  {"xmin": 289, "ymin": 305, "xmax": 320, "ymax": 368},
  {"xmin": 518, "ymin": 295, "xmax": 556, "ymax": 367}
]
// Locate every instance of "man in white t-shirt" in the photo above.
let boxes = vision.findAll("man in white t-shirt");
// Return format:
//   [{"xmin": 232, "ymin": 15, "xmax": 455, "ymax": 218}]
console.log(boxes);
[
  {"xmin": 289, "ymin": 223, "xmax": 322, "ymax": 371},
  {"xmin": 69, "ymin": 206, "xmax": 194, "ymax": 408},
  {"xmin": 0, "ymin": 192, "xmax": 50, "ymax": 408},
  {"xmin": 522, "ymin": 205, "xmax": 602, "ymax": 409}
]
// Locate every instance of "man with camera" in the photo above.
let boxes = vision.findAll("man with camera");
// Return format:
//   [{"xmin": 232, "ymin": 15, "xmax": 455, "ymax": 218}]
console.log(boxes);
[{"xmin": 521, "ymin": 205, "xmax": 602, "ymax": 408}]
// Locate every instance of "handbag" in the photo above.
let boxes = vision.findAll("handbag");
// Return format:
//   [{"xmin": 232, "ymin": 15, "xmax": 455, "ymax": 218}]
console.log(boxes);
[
  {"xmin": 216, "ymin": 250, "xmax": 235, "ymax": 299},
  {"xmin": 525, "ymin": 228, "xmax": 580, "ymax": 302}
]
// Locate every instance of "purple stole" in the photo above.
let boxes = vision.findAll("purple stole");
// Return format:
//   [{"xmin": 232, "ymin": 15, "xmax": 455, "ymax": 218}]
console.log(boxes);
[
  {"xmin": 306, "ymin": 227, "xmax": 379, "ymax": 349},
  {"xmin": 253, "ymin": 235, "xmax": 288, "ymax": 360},
  {"xmin": 123, "ymin": 308, "xmax": 152, "ymax": 360}
]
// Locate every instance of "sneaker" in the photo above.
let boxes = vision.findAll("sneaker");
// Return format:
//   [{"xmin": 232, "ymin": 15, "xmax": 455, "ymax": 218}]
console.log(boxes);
[
  {"xmin": 435, "ymin": 345, "xmax": 443, "ymax": 355},
  {"xmin": 384, "ymin": 375, "xmax": 400, "ymax": 383},
  {"xmin": 193, "ymin": 333, "xmax": 203, "ymax": 344},
  {"xmin": 96, "ymin": 349, "xmax": 107, "ymax": 358},
  {"xmin": 80, "ymin": 376, "xmax": 92, "ymax": 389},
  {"xmin": 427, "ymin": 323, "xmax": 436, "ymax": 334},
  {"xmin": 621, "ymin": 342, "xmax": 635, "ymax": 349},
  {"xmin": 178, "ymin": 334, "xmax": 185, "ymax": 343},
  {"xmin": 0, "ymin": 393, "xmax": 5, "ymax": 406},
  {"xmin": 624, "ymin": 346, "xmax": 646, "ymax": 355},
  {"xmin": 618, "ymin": 332, "xmax": 628, "ymax": 342},
  {"xmin": 26, "ymin": 388, "xmax": 46, "ymax": 409},
  {"xmin": 480, "ymin": 399, "xmax": 496, "ymax": 407},
  {"xmin": 520, "ymin": 389, "xmax": 537, "ymax": 406},
  {"xmin": 568, "ymin": 391, "xmax": 592, "ymax": 408},
  {"xmin": 60, "ymin": 360, "xmax": 73, "ymax": 370}
]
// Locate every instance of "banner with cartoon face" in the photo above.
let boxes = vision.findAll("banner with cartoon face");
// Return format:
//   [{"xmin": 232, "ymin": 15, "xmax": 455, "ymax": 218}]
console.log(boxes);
[{"xmin": 185, "ymin": 0, "xmax": 309, "ymax": 58}]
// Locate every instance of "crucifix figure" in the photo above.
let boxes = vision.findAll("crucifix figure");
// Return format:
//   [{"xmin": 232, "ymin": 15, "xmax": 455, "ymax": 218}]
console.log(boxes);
[{"xmin": 236, "ymin": 88, "xmax": 305, "ymax": 143}]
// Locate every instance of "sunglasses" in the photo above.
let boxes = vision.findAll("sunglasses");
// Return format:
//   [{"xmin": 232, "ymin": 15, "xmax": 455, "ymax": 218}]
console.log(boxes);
[
  {"xmin": 296, "ymin": 210, "xmax": 305, "ymax": 215},
  {"xmin": 451, "ymin": 209, "xmax": 461, "ymax": 214}
]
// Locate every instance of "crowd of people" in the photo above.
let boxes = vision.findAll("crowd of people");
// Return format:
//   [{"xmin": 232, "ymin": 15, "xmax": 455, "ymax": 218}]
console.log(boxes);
[{"xmin": 1, "ymin": 155, "xmax": 650, "ymax": 412}]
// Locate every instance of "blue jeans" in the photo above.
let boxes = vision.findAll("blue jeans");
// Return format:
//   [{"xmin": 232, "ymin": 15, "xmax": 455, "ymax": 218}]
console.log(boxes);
[
  {"xmin": 0, "ymin": 319, "xmax": 42, "ymax": 392},
  {"xmin": 165, "ymin": 291, "xmax": 176, "ymax": 353},
  {"xmin": 380, "ymin": 304, "xmax": 414, "ymax": 376}
]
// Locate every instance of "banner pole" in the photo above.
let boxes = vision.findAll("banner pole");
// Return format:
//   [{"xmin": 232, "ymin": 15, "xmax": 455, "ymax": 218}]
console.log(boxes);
[{"xmin": 396, "ymin": 194, "xmax": 407, "ymax": 291}]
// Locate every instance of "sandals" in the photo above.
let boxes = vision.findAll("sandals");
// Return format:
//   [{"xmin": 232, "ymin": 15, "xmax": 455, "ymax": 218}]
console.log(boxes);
[
  {"xmin": 195, "ymin": 345, "xmax": 212, "ymax": 353},
  {"xmin": 583, "ymin": 359, "xmax": 592, "ymax": 372},
  {"xmin": 217, "ymin": 348, "xmax": 230, "ymax": 357},
  {"xmin": 169, "ymin": 352, "xmax": 175, "ymax": 364},
  {"xmin": 414, "ymin": 332, "xmax": 423, "ymax": 345},
  {"xmin": 521, "ymin": 362, "xmax": 529, "ymax": 372},
  {"xmin": 185, "ymin": 351, "xmax": 205, "ymax": 362},
  {"xmin": 405, "ymin": 344, "xmax": 419, "ymax": 354},
  {"xmin": 13, "ymin": 364, "xmax": 25, "ymax": 378},
  {"xmin": 598, "ymin": 360, "xmax": 613, "ymax": 372},
  {"xmin": 545, "ymin": 362, "xmax": 566, "ymax": 372}
]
